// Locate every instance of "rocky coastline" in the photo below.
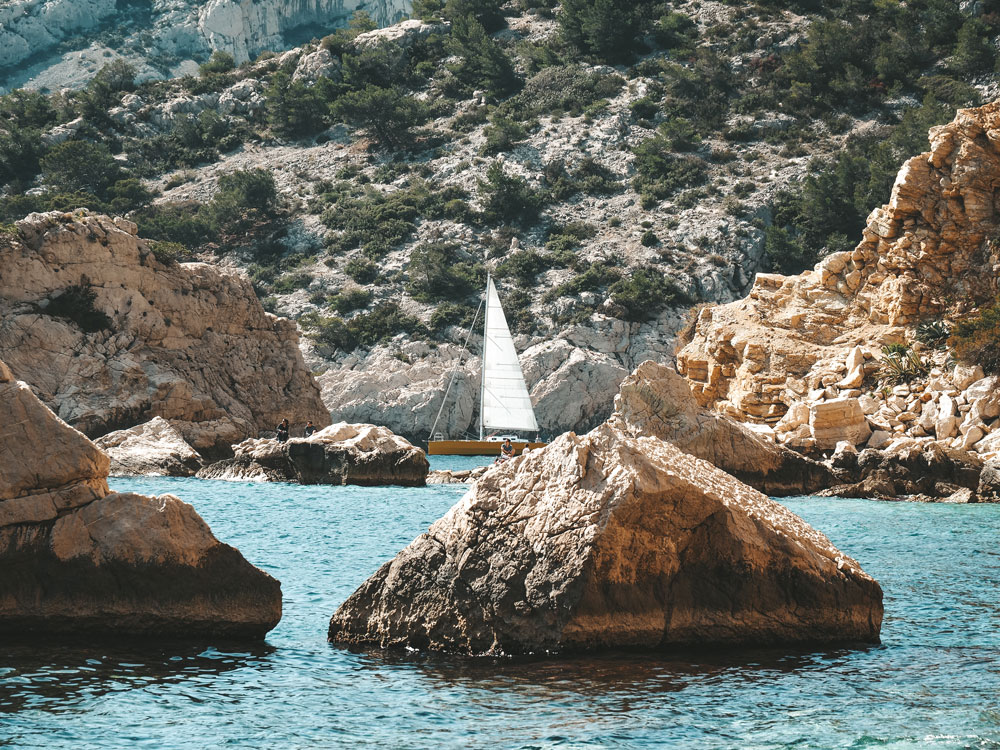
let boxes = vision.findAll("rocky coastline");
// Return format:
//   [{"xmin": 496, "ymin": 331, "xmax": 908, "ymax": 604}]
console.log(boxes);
[{"xmin": 0, "ymin": 359, "xmax": 282, "ymax": 638}]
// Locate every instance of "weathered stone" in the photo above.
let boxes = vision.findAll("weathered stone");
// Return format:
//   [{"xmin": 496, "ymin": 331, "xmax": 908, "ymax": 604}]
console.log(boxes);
[
  {"xmin": 198, "ymin": 423, "xmax": 429, "ymax": 486},
  {"xmin": 809, "ymin": 398, "xmax": 872, "ymax": 449},
  {"xmin": 0, "ymin": 212, "xmax": 330, "ymax": 456},
  {"xmin": 0, "ymin": 360, "xmax": 281, "ymax": 638},
  {"xmin": 609, "ymin": 362, "xmax": 836, "ymax": 496},
  {"xmin": 95, "ymin": 417, "xmax": 203, "ymax": 477},
  {"xmin": 329, "ymin": 424, "xmax": 883, "ymax": 655}
]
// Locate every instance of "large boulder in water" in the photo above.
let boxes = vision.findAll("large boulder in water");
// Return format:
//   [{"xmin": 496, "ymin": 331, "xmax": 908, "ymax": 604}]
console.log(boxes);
[
  {"xmin": 0, "ymin": 360, "xmax": 281, "ymax": 638},
  {"xmin": 328, "ymin": 423, "xmax": 883, "ymax": 654},
  {"xmin": 609, "ymin": 361, "xmax": 836, "ymax": 495},
  {"xmin": 197, "ymin": 422, "xmax": 429, "ymax": 487},
  {"xmin": 95, "ymin": 417, "xmax": 203, "ymax": 477}
]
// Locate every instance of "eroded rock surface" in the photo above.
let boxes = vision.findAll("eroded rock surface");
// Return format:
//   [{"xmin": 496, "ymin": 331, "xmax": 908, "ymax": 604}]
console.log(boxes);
[
  {"xmin": 95, "ymin": 417, "xmax": 203, "ymax": 477},
  {"xmin": 0, "ymin": 212, "xmax": 330, "ymax": 456},
  {"xmin": 329, "ymin": 424, "xmax": 883, "ymax": 655},
  {"xmin": 677, "ymin": 103, "xmax": 1000, "ymax": 457},
  {"xmin": 609, "ymin": 361, "xmax": 835, "ymax": 495},
  {"xmin": 198, "ymin": 422, "xmax": 429, "ymax": 486},
  {"xmin": 0, "ymin": 360, "xmax": 281, "ymax": 638}
]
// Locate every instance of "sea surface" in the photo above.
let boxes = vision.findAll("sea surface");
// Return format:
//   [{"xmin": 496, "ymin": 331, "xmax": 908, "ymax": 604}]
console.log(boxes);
[{"xmin": 3, "ymin": 456, "xmax": 1000, "ymax": 749}]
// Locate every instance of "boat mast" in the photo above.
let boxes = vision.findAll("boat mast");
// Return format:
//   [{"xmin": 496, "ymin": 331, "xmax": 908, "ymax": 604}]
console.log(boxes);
[{"xmin": 479, "ymin": 273, "xmax": 490, "ymax": 441}]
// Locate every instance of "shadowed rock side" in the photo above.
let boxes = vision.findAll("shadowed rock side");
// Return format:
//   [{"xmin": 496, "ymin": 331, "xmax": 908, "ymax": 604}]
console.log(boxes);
[
  {"xmin": 198, "ymin": 422, "xmax": 429, "ymax": 487},
  {"xmin": 609, "ymin": 361, "xmax": 835, "ymax": 496},
  {"xmin": 328, "ymin": 424, "xmax": 882, "ymax": 655},
  {"xmin": 95, "ymin": 417, "xmax": 203, "ymax": 477},
  {"xmin": 0, "ymin": 212, "xmax": 330, "ymax": 457},
  {"xmin": 0, "ymin": 360, "xmax": 281, "ymax": 638},
  {"xmin": 677, "ymin": 102, "xmax": 1000, "ymax": 444}
]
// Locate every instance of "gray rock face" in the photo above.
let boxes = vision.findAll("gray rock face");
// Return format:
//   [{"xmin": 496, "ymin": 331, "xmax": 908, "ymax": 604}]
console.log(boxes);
[
  {"xmin": 329, "ymin": 424, "xmax": 883, "ymax": 655},
  {"xmin": 95, "ymin": 417, "xmax": 203, "ymax": 477},
  {"xmin": 609, "ymin": 361, "xmax": 837, "ymax": 496},
  {"xmin": 0, "ymin": 0, "xmax": 411, "ymax": 93},
  {"xmin": 979, "ymin": 459, "xmax": 1000, "ymax": 502},
  {"xmin": 198, "ymin": 423, "xmax": 429, "ymax": 487},
  {"xmin": 0, "ymin": 360, "xmax": 281, "ymax": 638}
]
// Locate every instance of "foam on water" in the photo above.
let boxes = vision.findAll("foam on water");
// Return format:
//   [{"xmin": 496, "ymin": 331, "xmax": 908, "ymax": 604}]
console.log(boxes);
[{"xmin": 3, "ymin": 459, "xmax": 1000, "ymax": 748}]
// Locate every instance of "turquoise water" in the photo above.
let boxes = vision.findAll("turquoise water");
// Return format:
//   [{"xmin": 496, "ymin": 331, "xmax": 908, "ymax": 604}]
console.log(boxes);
[{"xmin": 3, "ymin": 459, "xmax": 1000, "ymax": 749}]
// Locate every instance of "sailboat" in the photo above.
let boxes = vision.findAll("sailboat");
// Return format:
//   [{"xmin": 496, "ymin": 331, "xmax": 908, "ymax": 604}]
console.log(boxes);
[{"xmin": 427, "ymin": 275, "xmax": 545, "ymax": 456}]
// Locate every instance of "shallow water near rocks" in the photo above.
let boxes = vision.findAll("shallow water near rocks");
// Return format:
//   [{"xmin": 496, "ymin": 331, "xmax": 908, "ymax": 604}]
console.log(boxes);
[{"xmin": 3, "ymin": 457, "xmax": 1000, "ymax": 749}]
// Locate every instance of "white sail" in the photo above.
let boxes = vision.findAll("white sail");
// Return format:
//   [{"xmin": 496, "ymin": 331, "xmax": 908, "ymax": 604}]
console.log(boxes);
[{"xmin": 480, "ymin": 277, "xmax": 539, "ymax": 434}]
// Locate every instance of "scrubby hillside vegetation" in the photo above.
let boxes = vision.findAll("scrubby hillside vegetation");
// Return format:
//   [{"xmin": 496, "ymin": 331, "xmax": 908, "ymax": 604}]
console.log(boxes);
[{"xmin": 2, "ymin": 0, "xmax": 999, "ymax": 438}]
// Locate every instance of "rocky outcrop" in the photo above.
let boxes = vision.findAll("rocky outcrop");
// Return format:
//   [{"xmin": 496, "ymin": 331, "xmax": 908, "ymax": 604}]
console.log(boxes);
[
  {"xmin": 328, "ymin": 423, "xmax": 883, "ymax": 655},
  {"xmin": 609, "ymin": 361, "xmax": 835, "ymax": 495},
  {"xmin": 95, "ymin": 417, "xmax": 203, "ymax": 477},
  {"xmin": 677, "ymin": 103, "xmax": 1000, "ymax": 456},
  {"xmin": 426, "ymin": 466, "xmax": 490, "ymax": 484},
  {"xmin": 825, "ymin": 438, "xmax": 984, "ymax": 500},
  {"xmin": 198, "ymin": 423, "xmax": 429, "ymax": 486},
  {"xmin": 0, "ymin": 212, "xmax": 330, "ymax": 457},
  {"xmin": 0, "ymin": 0, "xmax": 116, "ymax": 70},
  {"xmin": 0, "ymin": 360, "xmax": 281, "ymax": 638}
]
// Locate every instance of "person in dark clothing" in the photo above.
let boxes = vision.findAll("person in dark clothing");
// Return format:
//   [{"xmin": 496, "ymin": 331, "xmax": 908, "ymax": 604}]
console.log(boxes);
[
  {"xmin": 304, "ymin": 420, "xmax": 316, "ymax": 437},
  {"xmin": 500, "ymin": 437, "xmax": 514, "ymax": 460},
  {"xmin": 276, "ymin": 418, "xmax": 290, "ymax": 443}
]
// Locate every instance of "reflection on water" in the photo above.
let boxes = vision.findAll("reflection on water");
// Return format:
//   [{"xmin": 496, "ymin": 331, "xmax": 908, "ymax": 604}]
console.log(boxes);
[{"xmin": 2, "ymin": 475, "xmax": 1000, "ymax": 749}]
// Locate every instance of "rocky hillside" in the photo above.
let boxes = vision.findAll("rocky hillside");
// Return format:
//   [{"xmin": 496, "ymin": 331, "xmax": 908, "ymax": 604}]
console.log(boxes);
[
  {"xmin": 0, "ymin": 212, "xmax": 329, "ymax": 456},
  {"xmin": 1, "ymin": 0, "xmax": 999, "ymax": 442},
  {"xmin": 0, "ymin": 0, "xmax": 410, "ymax": 93},
  {"xmin": 677, "ymin": 101, "xmax": 1000, "ymax": 459}
]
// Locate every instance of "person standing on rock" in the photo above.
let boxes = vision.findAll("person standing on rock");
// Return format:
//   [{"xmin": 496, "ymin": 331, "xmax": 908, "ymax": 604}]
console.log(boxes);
[
  {"xmin": 276, "ymin": 418, "xmax": 290, "ymax": 443},
  {"xmin": 304, "ymin": 421, "xmax": 316, "ymax": 437}
]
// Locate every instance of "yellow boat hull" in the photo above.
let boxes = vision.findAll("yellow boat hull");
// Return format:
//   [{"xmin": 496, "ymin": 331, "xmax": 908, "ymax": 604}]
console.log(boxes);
[{"xmin": 427, "ymin": 440, "xmax": 546, "ymax": 456}]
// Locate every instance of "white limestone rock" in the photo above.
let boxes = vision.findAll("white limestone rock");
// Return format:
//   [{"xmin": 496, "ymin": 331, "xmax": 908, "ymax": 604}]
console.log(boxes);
[{"xmin": 95, "ymin": 417, "xmax": 203, "ymax": 477}]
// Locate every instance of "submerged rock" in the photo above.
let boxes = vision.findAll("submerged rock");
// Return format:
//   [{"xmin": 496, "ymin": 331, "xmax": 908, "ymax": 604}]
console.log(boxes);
[
  {"xmin": 198, "ymin": 422, "xmax": 429, "ymax": 487},
  {"xmin": 609, "ymin": 361, "xmax": 836, "ymax": 496},
  {"xmin": 95, "ymin": 417, "xmax": 203, "ymax": 477},
  {"xmin": 329, "ymin": 424, "xmax": 883, "ymax": 655},
  {"xmin": 427, "ymin": 466, "xmax": 491, "ymax": 484},
  {"xmin": 0, "ymin": 360, "xmax": 281, "ymax": 638}
]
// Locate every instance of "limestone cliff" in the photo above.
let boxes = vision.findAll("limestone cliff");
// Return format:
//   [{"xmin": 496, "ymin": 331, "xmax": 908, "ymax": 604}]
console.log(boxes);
[
  {"xmin": 677, "ymin": 102, "xmax": 1000, "ymax": 453},
  {"xmin": 0, "ymin": 359, "xmax": 282, "ymax": 638},
  {"xmin": 0, "ymin": 211, "xmax": 330, "ymax": 456}
]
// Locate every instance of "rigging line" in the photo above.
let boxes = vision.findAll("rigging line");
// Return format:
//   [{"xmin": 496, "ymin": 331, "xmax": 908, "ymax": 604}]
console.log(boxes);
[{"xmin": 427, "ymin": 296, "xmax": 484, "ymax": 442}]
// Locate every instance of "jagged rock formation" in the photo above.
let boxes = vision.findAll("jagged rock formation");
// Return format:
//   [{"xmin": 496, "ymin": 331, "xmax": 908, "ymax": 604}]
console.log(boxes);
[
  {"xmin": 0, "ymin": 359, "xmax": 281, "ymax": 638},
  {"xmin": 0, "ymin": 0, "xmax": 410, "ymax": 92},
  {"xmin": 426, "ymin": 466, "xmax": 490, "ymax": 484},
  {"xmin": 677, "ymin": 102, "xmax": 1000, "ymax": 457},
  {"xmin": 198, "ymin": 422, "xmax": 429, "ymax": 486},
  {"xmin": 609, "ymin": 361, "xmax": 835, "ymax": 496},
  {"xmin": 0, "ymin": 212, "xmax": 330, "ymax": 457},
  {"xmin": 95, "ymin": 417, "xmax": 203, "ymax": 477},
  {"xmin": 328, "ymin": 423, "xmax": 883, "ymax": 655}
]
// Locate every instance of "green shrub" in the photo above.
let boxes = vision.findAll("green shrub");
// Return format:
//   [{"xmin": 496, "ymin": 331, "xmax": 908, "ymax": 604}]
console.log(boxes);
[
  {"xmin": 877, "ymin": 344, "xmax": 930, "ymax": 385},
  {"xmin": 43, "ymin": 285, "xmax": 112, "ymax": 333},
  {"xmin": 309, "ymin": 302, "xmax": 427, "ymax": 352},
  {"xmin": 608, "ymin": 266, "xmax": 691, "ymax": 321},
  {"xmin": 430, "ymin": 301, "xmax": 477, "ymax": 334},
  {"xmin": 480, "ymin": 116, "xmax": 528, "ymax": 156},
  {"xmin": 559, "ymin": 0, "xmax": 654, "ymax": 63},
  {"xmin": 133, "ymin": 202, "xmax": 217, "ymax": 247},
  {"xmin": 495, "ymin": 249, "xmax": 547, "ymax": 285},
  {"xmin": 545, "ymin": 260, "xmax": 621, "ymax": 300},
  {"xmin": 329, "ymin": 287, "xmax": 372, "ymax": 313},
  {"xmin": 501, "ymin": 65, "xmax": 624, "ymax": 120},
  {"xmin": 345, "ymin": 257, "xmax": 380, "ymax": 284},
  {"xmin": 209, "ymin": 168, "xmax": 280, "ymax": 234},
  {"xmin": 332, "ymin": 85, "xmax": 430, "ymax": 150},
  {"xmin": 266, "ymin": 70, "xmax": 333, "ymax": 138},
  {"xmin": 916, "ymin": 320, "xmax": 950, "ymax": 349},
  {"xmin": 271, "ymin": 272, "xmax": 314, "ymax": 293},
  {"xmin": 448, "ymin": 15, "xmax": 522, "ymax": 99},
  {"xmin": 543, "ymin": 157, "xmax": 621, "ymax": 200},
  {"xmin": 40, "ymin": 140, "xmax": 124, "ymax": 198},
  {"xmin": 148, "ymin": 241, "xmax": 191, "ymax": 264},
  {"xmin": 477, "ymin": 160, "xmax": 542, "ymax": 225},
  {"xmin": 199, "ymin": 51, "xmax": 236, "ymax": 76},
  {"xmin": 321, "ymin": 11, "xmax": 377, "ymax": 56},
  {"xmin": 950, "ymin": 297, "xmax": 1000, "ymax": 375},
  {"xmin": 407, "ymin": 242, "xmax": 484, "ymax": 302},
  {"xmin": 640, "ymin": 230, "xmax": 659, "ymax": 247},
  {"xmin": 632, "ymin": 134, "xmax": 707, "ymax": 202},
  {"xmin": 952, "ymin": 18, "xmax": 996, "ymax": 76}
]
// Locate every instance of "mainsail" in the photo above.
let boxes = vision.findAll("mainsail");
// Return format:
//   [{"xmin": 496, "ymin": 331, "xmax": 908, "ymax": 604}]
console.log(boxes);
[{"xmin": 480, "ymin": 276, "xmax": 539, "ymax": 436}]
